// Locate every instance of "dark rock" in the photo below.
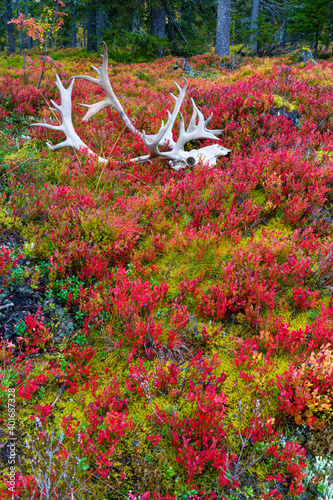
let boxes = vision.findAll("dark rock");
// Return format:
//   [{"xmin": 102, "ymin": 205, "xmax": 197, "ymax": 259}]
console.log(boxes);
[{"xmin": 269, "ymin": 106, "xmax": 301, "ymax": 128}]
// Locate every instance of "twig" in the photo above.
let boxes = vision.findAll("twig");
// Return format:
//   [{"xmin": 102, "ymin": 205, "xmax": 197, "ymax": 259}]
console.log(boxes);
[
  {"xmin": 0, "ymin": 302, "xmax": 14, "ymax": 310},
  {"xmin": 38, "ymin": 0, "xmax": 60, "ymax": 89},
  {"xmin": 0, "ymin": 157, "xmax": 38, "ymax": 180},
  {"xmin": 95, "ymin": 127, "xmax": 125, "ymax": 191},
  {"xmin": 51, "ymin": 380, "xmax": 67, "ymax": 407}
]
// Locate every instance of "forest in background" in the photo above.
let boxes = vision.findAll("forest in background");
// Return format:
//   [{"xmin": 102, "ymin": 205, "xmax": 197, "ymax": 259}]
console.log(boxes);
[{"xmin": 0, "ymin": 0, "xmax": 333, "ymax": 62}]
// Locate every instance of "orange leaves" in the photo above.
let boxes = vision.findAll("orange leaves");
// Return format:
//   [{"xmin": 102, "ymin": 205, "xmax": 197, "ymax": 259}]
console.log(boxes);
[{"xmin": 8, "ymin": 14, "xmax": 45, "ymax": 43}]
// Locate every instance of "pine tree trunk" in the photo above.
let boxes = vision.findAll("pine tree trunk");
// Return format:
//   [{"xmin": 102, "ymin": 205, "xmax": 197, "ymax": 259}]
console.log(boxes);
[
  {"xmin": 314, "ymin": 32, "xmax": 319, "ymax": 59},
  {"xmin": 16, "ymin": 0, "xmax": 23, "ymax": 53},
  {"xmin": 279, "ymin": 18, "xmax": 286, "ymax": 46},
  {"xmin": 87, "ymin": 0, "xmax": 98, "ymax": 52},
  {"xmin": 249, "ymin": 0, "xmax": 260, "ymax": 54},
  {"xmin": 72, "ymin": 21, "xmax": 77, "ymax": 48},
  {"xmin": 132, "ymin": 13, "xmax": 142, "ymax": 35},
  {"xmin": 71, "ymin": 8, "xmax": 77, "ymax": 48},
  {"xmin": 97, "ymin": 8, "xmax": 106, "ymax": 47},
  {"xmin": 215, "ymin": 0, "xmax": 231, "ymax": 57},
  {"xmin": 151, "ymin": 1, "xmax": 166, "ymax": 57},
  {"xmin": 6, "ymin": 0, "xmax": 16, "ymax": 54},
  {"xmin": 25, "ymin": 3, "xmax": 32, "ymax": 49}
]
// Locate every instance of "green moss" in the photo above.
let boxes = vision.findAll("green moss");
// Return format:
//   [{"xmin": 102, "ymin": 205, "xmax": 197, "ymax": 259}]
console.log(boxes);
[
  {"xmin": 0, "ymin": 206, "xmax": 21, "ymax": 230},
  {"xmin": 262, "ymin": 217, "xmax": 294, "ymax": 237},
  {"xmin": 251, "ymin": 188, "xmax": 266, "ymax": 207},
  {"xmin": 0, "ymin": 55, "xmax": 24, "ymax": 69},
  {"xmin": 272, "ymin": 94, "xmax": 297, "ymax": 112}
]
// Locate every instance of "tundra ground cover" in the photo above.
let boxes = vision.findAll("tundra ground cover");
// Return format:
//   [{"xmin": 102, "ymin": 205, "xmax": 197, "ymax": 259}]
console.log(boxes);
[{"xmin": 0, "ymin": 50, "xmax": 333, "ymax": 499}]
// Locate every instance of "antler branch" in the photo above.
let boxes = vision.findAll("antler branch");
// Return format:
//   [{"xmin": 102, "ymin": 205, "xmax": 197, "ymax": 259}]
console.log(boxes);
[
  {"xmin": 132, "ymin": 91, "xmax": 229, "ymax": 168},
  {"xmin": 32, "ymin": 42, "xmax": 230, "ymax": 170},
  {"xmin": 144, "ymin": 79, "xmax": 188, "ymax": 148},
  {"xmin": 75, "ymin": 41, "xmax": 137, "ymax": 134},
  {"xmin": 164, "ymin": 99, "xmax": 222, "ymax": 160},
  {"xmin": 32, "ymin": 75, "xmax": 107, "ymax": 163}
]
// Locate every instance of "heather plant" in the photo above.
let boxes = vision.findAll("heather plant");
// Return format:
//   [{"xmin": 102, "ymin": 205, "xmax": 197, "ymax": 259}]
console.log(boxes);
[
  {"xmin": 2, "ymin": 50, "xmax": 333, "ymax": 499},
  {"xmin": 4, "ymin": 420, "xmax": 97, "ymax": 500}
]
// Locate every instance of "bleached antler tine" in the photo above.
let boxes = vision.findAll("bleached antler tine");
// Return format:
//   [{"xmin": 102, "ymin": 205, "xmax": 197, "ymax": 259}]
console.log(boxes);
[
  {"xmin": 47, "ymin": 140, "xmax": 70, "ymax": 151},
  {"xmin": 133, "ymin": 107, "xmax": 178, "ymax": 163},
  {"xmin": 190, "ymin": 99, "xmax": 206, "ymax": 126},
  {"xmin": 174, "ymin": 78, "xmax": 187, "ymax": 93},
  {"xmin": 205, "ymin": 113, "xmax": 213, "ymax": 126},
  {"xmin": 210, "ymin": 129, "xmax": 224, "ymax": 136},
  {"xmin": 75, "ymin": 73, "xmax": 99, "ymax": 85},
  {"xmin": 179, "ymin": 113, "xmax": 186, "ymax": 137},
  {"xmin": 45, "ymin": 141, "xmax": 55, "ymax": 150},
  {"xmin": 33, "ymin": 122, "xmax": 62, "ymax": 132},
  {"xmin": 32, "ymin": 74, "xmax": 107, "ymax": 163},
  {"xmin": 186, "ymin": 101, "xmax": 199, "ymax": 133},
  {"xmin": 204, "ymin": 113, "xmax": 224, "ymax": 135},
  {"xmin": 75, "ymin": 42, "xmax": 137, "ymax": 133},
  {"xmin": 49, "ymin": 100, "xmax": 62, "ymax": 113},
  {"xmin": 100, "ymin": 41, "xmax": 109, "ymax": 71},
  {"xmin": 142, "ymin": 119, "xmax": 168, "ymax": 150},
  {"xmin": 144, "ymin": 78, "xmax": 188, "ymax": 149},
  {"xmin": 91, "ymin": 65, "xmax": 101, "ymax": 75},
  {"xmin": 79, "ymin": 100, "xmax": 111, "ymax": 122}
]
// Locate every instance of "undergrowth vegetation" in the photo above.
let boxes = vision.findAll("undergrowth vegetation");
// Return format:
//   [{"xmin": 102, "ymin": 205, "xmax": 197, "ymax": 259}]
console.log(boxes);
[{"xmin": 0, "ymin": 50, "xmax": 333, "ymax": 499}]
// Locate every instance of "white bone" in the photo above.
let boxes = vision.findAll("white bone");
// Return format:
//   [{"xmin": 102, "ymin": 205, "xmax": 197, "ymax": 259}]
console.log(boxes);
[
  {"xmin": 76, "ymin": 42, "xmax": 137, "ymax": 134},
  {"xmin": 32, "ymin": 75, "xmax": 107, "ymax": 163},
  {"xmin": 132, "ymin": 91, "xmax": 229, "ymax": 168},
  {"xmin": 33, "ymin": 43, "xmax": 230, "ymax": 170}
]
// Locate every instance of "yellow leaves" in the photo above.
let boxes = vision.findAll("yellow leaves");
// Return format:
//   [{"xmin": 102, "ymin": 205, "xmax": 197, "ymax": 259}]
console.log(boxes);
[
  {"xmin": 259, "ymin": 330, "xmax": 271, "ymax": 343},
  {"xmin": 272, "ymin": 94, "xmax": 296, "ymax": 113},
  {"xmin": 32, "ymin": 5, "xmax": 67, "ymax": 47},
  {"xmin": 251, "ymin": 188, "xmax": 266, "ymax": 206},
  {"xmin": 300, "ymin": 344, "xmax": 333, "ymax": 375},
  {"xmin": 0, "ymin": 207, "xmax": 18, "ymax": 230},
  {"xmin": 252, "ymin": 351, "xmax": 262, "ymax": 363},
  {"xmin": 290, "ymin": 344, "xmax": 333, "ymax": 425}
]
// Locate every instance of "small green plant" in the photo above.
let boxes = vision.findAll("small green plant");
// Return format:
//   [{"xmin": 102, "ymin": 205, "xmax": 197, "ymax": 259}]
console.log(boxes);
[
  {"xmin": 177, "ymin": 487, "xmax": 198, "ymax": 500},
  {"xmin": 37, "ymin": 260, "xmax": 50, "ymax": 276},
  {"xmin": 162, "ymin": 465, "xmax": 175, "ymax": 480},
  {"xmin": 77, "ymin": 457, "xmax": 90, "ymax": 471},
  {"xmin": 0, "ymin": 366, "xmax": 18, "ymax": 399},
  {"xmin": 74, "ymin": 334, "xmax": 87, "ymax": 346},
  {"xmin": 303, "ymin": 454, "xmax": 333, "ymax": 500},
  {"xmin": 36, "ymin": 385, "xmax": 45, "ymax": 400},
  {"xmin": 57, "ymin": 354, "xmax": 68, "ymax": 371},
  {"xmin": 53, "ymin": 276, "xmax": 84, "ymax": 305},
  {"xmin": 308, "ymin": 310, "xmax": 319, "ymax": 321},
  {"xmin": 74, "ymin": 310, "xmax": 84, "ymax": 326},
  {"xmin": 14, "ymin": 320, "xmax": 27, "ymax": 337},
  {"xmin": 236, "ymin": 486, "xmax": 255, "ymax": 499},
  {"xmin": 10, "ymin": 264, "xmax": 29, "ymax": 286}
]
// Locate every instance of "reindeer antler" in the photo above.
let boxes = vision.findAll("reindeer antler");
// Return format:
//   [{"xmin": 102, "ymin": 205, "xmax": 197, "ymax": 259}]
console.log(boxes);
[
  {"xmin": 74, "ymin": 42, "xmax": 186, "ymax": 149},
  {"xmin": 144, "ymin": 79, "xmax": 188, "ymax": 148},
  {"xmin": 132, "ymin": 93, "xmax": 230, "ymax": 168},
  {"xmin": 75, "ymin": 42, "xmax": 137, "ymax": 134},
  {"xmin": 32, "ymin": 75, "xmax": 107, "ymax": 163},
  {"xmin": 33, "ymin": 43, "xmax": 230, "ymax": 170}
]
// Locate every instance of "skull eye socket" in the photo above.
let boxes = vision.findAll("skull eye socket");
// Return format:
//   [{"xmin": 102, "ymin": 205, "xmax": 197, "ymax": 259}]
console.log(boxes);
[{"xmin": 186, "ymin": 157, "xmax": 196, "ymax": 167}]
